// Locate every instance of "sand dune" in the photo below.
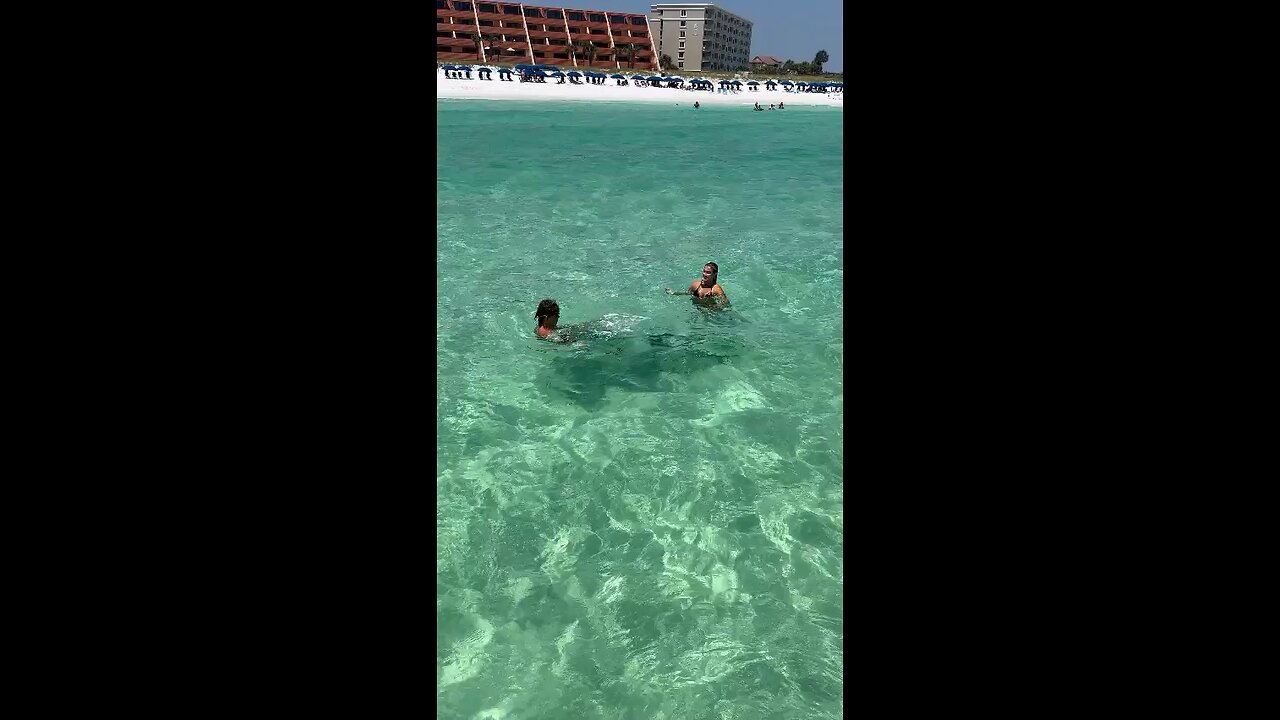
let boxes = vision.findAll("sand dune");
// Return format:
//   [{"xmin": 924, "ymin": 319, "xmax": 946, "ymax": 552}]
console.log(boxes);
[{"xmin": 436, "ymin": 68, "xmax": 843, "ymax": 108}]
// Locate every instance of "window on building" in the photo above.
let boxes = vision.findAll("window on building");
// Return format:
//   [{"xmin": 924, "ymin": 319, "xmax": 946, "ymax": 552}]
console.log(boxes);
[
  {"xmin": 568, "ymin": 27, "xmax": 582, "ymax": 33},
  {"xmin": 567, "ymin": 12, "xmax": 584, "ymax": 21},
  {"xmin": 524, "ymin": 8, "xmax": 541, "ymax": 16},
  {"xmin": 546, "ymin": 10, "xmax": 562, "ymax": 19},
  {"xmin": 554, "ymin": 52, "xmax": 568, "ymax": 59},
  {"xmin": 533, "ymin": 51, "xmax": 546, "ymax": 57},
  {"xmin": 630, "ymin": 16, "xmax": 646, "ymax": 25},
  {"xmin": 477, "ymin": 3, "xmax": 497, "ymax": 12},
  {"xmin": 679, "ymin": 31, "xmax": 685, "ymax": 37},
  {"xmin": 609, "ymin": 15, "xmax": 625, "ymax": 23},
  {"xmin": 478, "ymin": 20, "xmax": 493, "ymax": 26},
  {"xmin": 678, "ymin": 61, "xmax": 684, "ymax": 68},
  {"xmin": 678, "ymin": 41, "xmax": 685, "ymax": 48},
  {"xmin": 680, "ymin": 10, "xmax": 687, "ymax": 17},
  {"xmin": 680, "ymin": 20, "xmax": 686, "ymax": 27},
  {"xmin": 677, "ymin": 52, "xmax": 684, "ymax": 58},
  {"xmin": 453, "ymin": 1, "xmax": 470, "ymax": 8},
  {"xmin": 437, "ymin": 0, "xmax": 448, "ymax": 7},
  {"xmin": 589, "ymin": 14, "xmax": 604, "ymax": 22},
  {"xmin": 503, "ymin": 5, "xmax": 520, "ymax": 13},
  {"xmin": 436, "ymin": 31, "xmax": 451, "ymax": 38},
  {"xmin": 437, "ymin": 44, "xmax": 451, "ymax": 52}
]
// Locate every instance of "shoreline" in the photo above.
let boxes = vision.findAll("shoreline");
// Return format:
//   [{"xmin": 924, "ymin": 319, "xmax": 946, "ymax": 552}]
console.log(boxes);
[{"xmin": 435, "ymin": 69, "xmax": 843, "ymax": 109}]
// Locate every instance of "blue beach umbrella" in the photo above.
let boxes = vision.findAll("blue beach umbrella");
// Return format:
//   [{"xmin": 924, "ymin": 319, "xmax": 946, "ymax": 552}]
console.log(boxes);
[
  {"xmin": 796, "ymin": 81, "xmax": 808, "ymax": 86},
  {"xmin": 780, "ymin": 80, "xmax": 793, "ymax": 85},
  {"xmin": 731, "ymin": 80, "xmax": 742, "ymax": 85},
  {"xmin": 610, "ymin": 73, "xmax": 625, "ymax": 79},
  {"xmin": 746, "ymin": 80, "xmax": 759, "ymax": 85},
  {"xmin": 718, "ymin": 79, "xmax": 731, "ymax": 85},
  {"xmin": 647, "ymin": 76, "xmax": 663, "ymax": 81},
  {"xmin": 567, "ymin": 70, "xmax": 582, "ymax": 76},
  {"xmin": 549, "ymin": 71, "xmax": 565, "ymax": 77}
]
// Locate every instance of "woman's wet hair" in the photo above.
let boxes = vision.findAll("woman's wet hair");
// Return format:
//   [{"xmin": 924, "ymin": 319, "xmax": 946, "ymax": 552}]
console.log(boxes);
[
  {"xmin": 535, "ymin": 299, "xmax": 560, "ymax": 327},
  {"xmin": 705, "ymin": 262, "xmax": 718, "ymax": 276}
]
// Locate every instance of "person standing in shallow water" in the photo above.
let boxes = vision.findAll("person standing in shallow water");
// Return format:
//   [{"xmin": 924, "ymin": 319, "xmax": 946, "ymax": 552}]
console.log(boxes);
[{"xmin": 666, "ymin": 262, "xmax": 729, "ymax": 307}]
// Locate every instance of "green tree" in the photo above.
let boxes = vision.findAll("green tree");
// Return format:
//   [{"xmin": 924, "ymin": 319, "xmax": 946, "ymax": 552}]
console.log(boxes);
[
  {"xmin": 813, "ymin": 49, "xmax": 829, "ymax": 74},
  {"xmin": 782, "ymin": 59, "xmax": 795, "ymax": 74},
  {"xmin": 585, "ymin": 41, "xmax": 598, "ymax": 68},
  {"xmin": 625, "ymin": 43, "xmax": 637, "ymax": 69},
  {"xmin": 472, "ymin": 33, "xmax": 484, "ymax": 62},
  {"xmin": 661, "ymin": 53, "xmax": 675, "ymax": 71}
]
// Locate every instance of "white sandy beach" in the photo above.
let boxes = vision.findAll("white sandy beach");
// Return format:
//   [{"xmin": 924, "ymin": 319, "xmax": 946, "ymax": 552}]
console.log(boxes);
[{"xmin": 436, "ymin": 68, "xmax": 843, "ymax": 108}]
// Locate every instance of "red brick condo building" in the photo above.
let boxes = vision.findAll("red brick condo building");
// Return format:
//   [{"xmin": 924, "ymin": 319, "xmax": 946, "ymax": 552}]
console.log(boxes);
[{"xmin": 436, "ymin": 1, "xmax": 659, "ymax": 70}]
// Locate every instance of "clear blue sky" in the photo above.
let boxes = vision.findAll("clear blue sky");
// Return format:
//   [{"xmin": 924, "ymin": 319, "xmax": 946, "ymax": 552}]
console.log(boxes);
[{"xmin": 609, "ymin": 0, "xmax": 842, "ymax": 72}]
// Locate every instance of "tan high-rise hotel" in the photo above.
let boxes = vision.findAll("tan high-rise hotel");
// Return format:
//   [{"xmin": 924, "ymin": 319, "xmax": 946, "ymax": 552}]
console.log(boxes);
[{"xmin": 649, "ymin": 3, "xmax": 753, "ymax": 72}]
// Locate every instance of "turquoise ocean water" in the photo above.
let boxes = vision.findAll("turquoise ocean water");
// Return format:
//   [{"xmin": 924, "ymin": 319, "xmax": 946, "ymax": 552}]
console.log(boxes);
[{"xmin": 438, "ymin": 99, "xmax": 843, "ymax": 720}]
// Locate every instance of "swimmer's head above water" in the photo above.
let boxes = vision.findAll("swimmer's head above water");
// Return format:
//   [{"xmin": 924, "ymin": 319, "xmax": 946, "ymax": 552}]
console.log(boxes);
[
  {"xmin": 535, "ymin": 298, "xmax": 560, "ymax": 338},
  {"xmin": 665, "ymin": 262, "xmax": 728, "ymax": 307}
]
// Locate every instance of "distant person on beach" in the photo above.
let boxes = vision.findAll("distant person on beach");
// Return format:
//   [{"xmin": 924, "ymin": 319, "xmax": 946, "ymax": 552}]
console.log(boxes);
[
  {"xmin": 665, "ymin": 262, "xmax": 729, "ymax": 307},
  {"xmin": 694, "ymin": 101, "xmax": 700, "ymax": 108},
  {"xmin": 769, "ymin": 103, "xmax": 775, "ymax": 110},
  {"xmin": 778, "ymin": 101, "xmax": 784, "ymax": 109}
]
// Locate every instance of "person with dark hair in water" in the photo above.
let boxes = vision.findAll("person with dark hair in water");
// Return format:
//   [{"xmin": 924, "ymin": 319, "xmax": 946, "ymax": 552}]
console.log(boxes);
[
  {"xmin": 665, "ymin": 262, "xmax": 729, "ymax": 307},
  {"xmin": 534, "ymin": 299, "xmax": 563, "ymax": 339}
]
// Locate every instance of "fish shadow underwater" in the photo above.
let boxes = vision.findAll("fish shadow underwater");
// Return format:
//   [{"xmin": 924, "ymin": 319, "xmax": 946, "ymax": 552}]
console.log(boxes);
[{"xmin": 538, "ymin": 331, "xmax": 745, "ymax": 410}]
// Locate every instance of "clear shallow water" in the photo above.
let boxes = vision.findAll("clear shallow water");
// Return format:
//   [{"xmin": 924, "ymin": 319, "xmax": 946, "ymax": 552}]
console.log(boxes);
[{"xmin": 438, "ymin": 100, "xmax": 842, "ymax": 720}]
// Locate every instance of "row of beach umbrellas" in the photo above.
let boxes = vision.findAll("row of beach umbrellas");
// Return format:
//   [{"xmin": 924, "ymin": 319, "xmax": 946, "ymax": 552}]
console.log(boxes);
[{"xmin": 441, "ymin": 64, "xmax": 843, "ymax": 89}]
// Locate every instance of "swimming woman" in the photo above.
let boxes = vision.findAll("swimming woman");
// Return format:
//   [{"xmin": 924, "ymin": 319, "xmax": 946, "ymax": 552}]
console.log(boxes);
[
  {"xmin": 535, "ymin": 298, "xmax": 568, "ymax": 341},
  {"xmin": 665, "ymin": 262, "xmax": 730, "ymax": 308}
]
